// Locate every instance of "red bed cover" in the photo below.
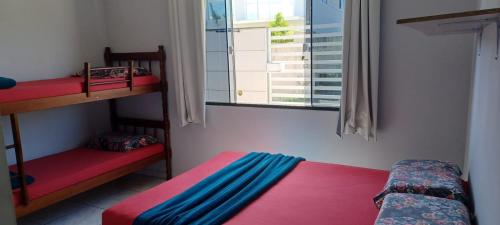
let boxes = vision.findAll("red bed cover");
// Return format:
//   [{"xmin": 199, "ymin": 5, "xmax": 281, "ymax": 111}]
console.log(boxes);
[
  {"xmin": 0, "ymin": 75, "xmax": 160, "ymax": 104},
  {"xmin": 10, "ymin": 144, "xmax": 164, "ymax": 206},
  {"xmin": 103, "ymin": 152, "xmax": 389, "ymax": 225}
]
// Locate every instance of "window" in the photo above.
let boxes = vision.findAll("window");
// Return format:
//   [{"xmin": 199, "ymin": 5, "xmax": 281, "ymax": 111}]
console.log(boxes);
[{"xmin": 206, "ymin": 0, "xmax": 345, "ymax": 109}]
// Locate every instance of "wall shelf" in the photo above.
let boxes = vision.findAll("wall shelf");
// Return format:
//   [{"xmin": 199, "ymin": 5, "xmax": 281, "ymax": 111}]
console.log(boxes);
[{"xmin": 397, "ymin": 8, "xmax": 500, "ymax": 35}]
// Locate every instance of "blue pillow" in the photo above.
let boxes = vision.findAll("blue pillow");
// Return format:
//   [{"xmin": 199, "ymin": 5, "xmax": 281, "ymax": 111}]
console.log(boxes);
[
  {"xmin": 10, "ymin": 171, "xmax": 35, "ymax": 189},
  {"xmin": 0, "ymin": 77, "xmax": 16, "ymax": 89}
]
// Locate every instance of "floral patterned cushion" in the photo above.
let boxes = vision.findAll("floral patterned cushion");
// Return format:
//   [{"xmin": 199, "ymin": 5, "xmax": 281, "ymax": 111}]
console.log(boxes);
[
  {"xmin": 392, "ymin": 160, "xmax": 462, "ymax": 176},
  {"xmin": 375, "ymin": 193, "xmax": 470, "ymax": 225},
  {"xmin": 374, "ymin": 160, "xmax": 467, "ymax": 208},
  {"xmin": 88, "ymin": 133, "xmax": 158, "ymax": 152}
]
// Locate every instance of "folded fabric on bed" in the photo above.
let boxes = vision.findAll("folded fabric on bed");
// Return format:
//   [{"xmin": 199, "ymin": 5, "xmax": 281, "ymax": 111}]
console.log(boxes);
[{"xmin": 133, "ymin": 152, "xmax": 305, "ymax": 225}]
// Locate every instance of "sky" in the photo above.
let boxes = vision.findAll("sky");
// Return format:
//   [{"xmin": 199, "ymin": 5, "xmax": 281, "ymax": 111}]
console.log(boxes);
[{"xmin": 206, "ymin": 0, "xmax": 343, "ymax": 28}]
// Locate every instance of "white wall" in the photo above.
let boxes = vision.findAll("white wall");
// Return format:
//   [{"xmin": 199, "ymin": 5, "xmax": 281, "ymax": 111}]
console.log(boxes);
[
  {"xmin": 0, "ymin": 0, "xmax": 111, "ymax": 164},
  {"xmin": 102, "ymin": 0, "xmax": 476, "ymax": 176},
  {"xmin": 466, "ymin": 1, "xmax": 500, "ymax": 224},
  {"xmin": 479, "ymin": 0, "xmax": 500, "ymax": 8}
]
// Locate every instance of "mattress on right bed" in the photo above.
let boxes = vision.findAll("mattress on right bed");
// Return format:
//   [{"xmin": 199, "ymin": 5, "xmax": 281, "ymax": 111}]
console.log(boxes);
[{"xmin": 103, "ymin": 151, "xmax": 389, "ymax": 225}]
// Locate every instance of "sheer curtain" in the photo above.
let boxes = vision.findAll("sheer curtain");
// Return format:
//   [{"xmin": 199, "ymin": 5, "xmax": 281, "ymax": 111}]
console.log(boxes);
[
  {"xmin": 338, "ymin": 0, "xmax": 380, "ymax": 141},
  {"xmin": 166, "ymin": 0, "xmax": 207, "ymax": 127}
]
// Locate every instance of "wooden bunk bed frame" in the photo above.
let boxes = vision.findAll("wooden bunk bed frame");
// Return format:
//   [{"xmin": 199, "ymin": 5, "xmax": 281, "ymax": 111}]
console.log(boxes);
[{"xmin": 2, "ymin": 46, "xmax": 172, "ymax": 218}]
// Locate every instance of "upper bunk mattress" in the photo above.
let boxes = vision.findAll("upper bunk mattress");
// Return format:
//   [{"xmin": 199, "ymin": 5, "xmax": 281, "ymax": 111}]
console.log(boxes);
[
  {"xmin": 103, "ymin": 151, "xmax": 389, "ymax": 225},
  {"xmin": 0, "ymin": 75, "xmax": 160, "ymax": 104},
  {"xmin": 10, "ymin": 144, "xmax": 164, "ymax": 206}
]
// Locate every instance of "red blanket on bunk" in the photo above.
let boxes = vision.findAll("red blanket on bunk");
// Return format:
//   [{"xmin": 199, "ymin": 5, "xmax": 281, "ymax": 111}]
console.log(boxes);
[
  {"xmin": 10, "ymin": 144, "xmax": 164, "ymax": 206},
  {"xmin": 103, "ymin": 152, "xmax": 389, "ymax": 225},
  {"xmin": 0, "ymin": 75, "xmax": 160, "ymax": 104}
]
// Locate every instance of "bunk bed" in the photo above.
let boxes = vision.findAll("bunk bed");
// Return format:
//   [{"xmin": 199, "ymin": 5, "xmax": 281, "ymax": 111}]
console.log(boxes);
[{"xmin": 1, "ymin": 46, "xmax": 172, "ymax": 218}]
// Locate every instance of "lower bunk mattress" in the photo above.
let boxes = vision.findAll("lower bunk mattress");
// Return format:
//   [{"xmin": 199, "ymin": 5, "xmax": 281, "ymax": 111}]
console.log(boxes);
[
  {"xmin": 10, "ymin": 144, "xmax": 164, "ymax": 206},
  {"xmin": 0, "ymin": 75, "xmax": 160, "ymax": 104},
  {"xmin": 103, "ymin": 151, "xmax": 389, "ymax": 225}
]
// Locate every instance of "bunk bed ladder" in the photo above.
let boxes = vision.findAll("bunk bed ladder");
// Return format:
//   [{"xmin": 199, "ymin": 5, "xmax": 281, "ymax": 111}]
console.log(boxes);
[{"xmin": 9, "ymin": 114, "xmax": 29, "ymax": 205}]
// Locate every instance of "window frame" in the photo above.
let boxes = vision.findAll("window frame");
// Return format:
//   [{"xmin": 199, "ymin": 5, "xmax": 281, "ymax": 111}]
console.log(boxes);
[
  {"xmin": 206, "ymin": 101, "xmax": 339, "ymax": 111},
  {"xmin": 205, "ymin": 0, "xmax": 343, "ymax": 111}
]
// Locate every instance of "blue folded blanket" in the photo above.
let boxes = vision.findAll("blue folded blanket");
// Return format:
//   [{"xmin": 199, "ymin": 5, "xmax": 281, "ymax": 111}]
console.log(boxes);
[
  {"xmin": 133, "ymin": 152, "xmax": 305, "ymax": 225},
  {"xmin": 10, "ymin": 171, "xmax": 34, "ymax": 189},
  {"xmin": 0, "ymin": 77, "xmax": 16, "ymax": 89}
]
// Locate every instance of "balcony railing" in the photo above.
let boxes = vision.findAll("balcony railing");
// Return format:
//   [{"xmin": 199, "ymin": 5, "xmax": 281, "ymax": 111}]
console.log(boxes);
[{"xmin": 267, "ymin": 23, "xmax": 343, "ymax": 107}]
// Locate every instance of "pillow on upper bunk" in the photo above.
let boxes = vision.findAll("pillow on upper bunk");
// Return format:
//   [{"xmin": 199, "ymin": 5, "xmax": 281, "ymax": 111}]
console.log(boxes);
[
  {"xmin": 375, "ymin": 193, "xmax": 470, "ymax": 225},
  {"xmin": 0, "ymin": 77, "xmax": 16, "ymax": 89},
  {"xmin": 373, "ymin": 159, "xmax": 467, "ymax": 209},
  {"xmin": 88, "ymin": 133, "xmax": 158, "ymax": 152}
]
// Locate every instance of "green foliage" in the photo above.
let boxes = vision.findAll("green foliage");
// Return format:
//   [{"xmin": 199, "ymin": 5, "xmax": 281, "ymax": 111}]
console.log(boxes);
[
  {"xmin": 269, "ymin": 12, "xmax": 289, "ymax": 28},
  {"xmin": 269, "ymin": 12, "xmax": 294, "ymax": 44}
]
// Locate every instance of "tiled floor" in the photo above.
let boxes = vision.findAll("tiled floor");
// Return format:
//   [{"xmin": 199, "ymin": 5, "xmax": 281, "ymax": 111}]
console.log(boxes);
[{"xmin": 17, "ymin": 174, "xmax": 164, "ymax": 225}]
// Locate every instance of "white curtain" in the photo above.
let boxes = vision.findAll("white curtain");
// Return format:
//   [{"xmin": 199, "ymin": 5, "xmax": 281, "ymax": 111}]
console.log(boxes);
[
  {"xmin": 338, "ymin": 0, "xmax": 380, "ymax": 141},
  {"xmin": 166, "ymin": 0, "xmax": 206, "ymax": 127}
]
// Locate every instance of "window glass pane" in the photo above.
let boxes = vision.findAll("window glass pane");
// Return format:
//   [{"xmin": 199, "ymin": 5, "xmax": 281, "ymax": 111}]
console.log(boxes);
[
  {"xmin": 311, "ymin": 0, "xmax": 344, "ymax": 107},
  {"xmin": 234, "ymin": 0, "xmax": 309, "ymax": 105},
  {"xmin": 206, "ymin": 0, "xmax": 231, "ymax": 103}
]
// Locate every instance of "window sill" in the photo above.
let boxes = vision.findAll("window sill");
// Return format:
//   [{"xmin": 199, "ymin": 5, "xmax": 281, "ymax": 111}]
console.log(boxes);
[{"xmin": 206, "ymin": 102, "xmax": 339, "ymax": 111}]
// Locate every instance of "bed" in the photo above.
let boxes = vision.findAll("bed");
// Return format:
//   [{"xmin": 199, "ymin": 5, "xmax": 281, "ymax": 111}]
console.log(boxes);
[
  {"xmin": 11, "ymin": 144, "xmax": 164, "ymax": 207},
  {"xmin": 3, "ymin": 46, "xmax": 173, "ymax": 218},
  {"xmin": 0, "ymin": 75, "xmax": 160, "ymax": 104},
  {"xmin": 103, "ymin": 151, "xmax": 389, "ymax": 225}
]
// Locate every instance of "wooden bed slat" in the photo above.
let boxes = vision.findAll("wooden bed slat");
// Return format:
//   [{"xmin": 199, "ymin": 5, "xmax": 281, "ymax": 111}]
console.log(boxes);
[
  {"xmin": 89, "ymin": 80, "xmax": 131, "ymax": 86},
  {"xmin": 116, "ymin": 117, "xmax": 166, "ymax": 129},
  {"xmin": 108, "ymin": 52, "xmax": 163, "ymax": 61}
]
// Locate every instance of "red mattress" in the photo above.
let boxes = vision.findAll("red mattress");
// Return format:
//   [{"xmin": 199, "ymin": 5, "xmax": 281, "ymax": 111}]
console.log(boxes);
[
  {"xmin": 103, "ymin": 152, "xmax": 389, "ymax": 225},
  {"xmin": 0, "ymin": 75, "xmax": 160, "ymax": 104},
  {"xmin": 10, "ymin": 144, "xmax": 164, "ymax": 206}
]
